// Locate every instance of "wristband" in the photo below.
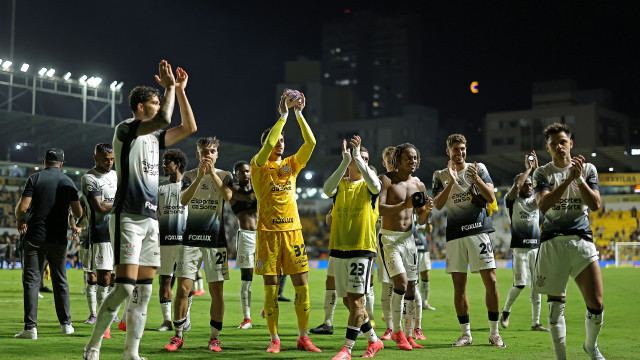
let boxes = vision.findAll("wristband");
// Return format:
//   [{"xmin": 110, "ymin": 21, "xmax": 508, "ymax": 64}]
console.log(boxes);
[{"xmin": 575, "ymin": 176, "xmax": 584, "ymax": 185}]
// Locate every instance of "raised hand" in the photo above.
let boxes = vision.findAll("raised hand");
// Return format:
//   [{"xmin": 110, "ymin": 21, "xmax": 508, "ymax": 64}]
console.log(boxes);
[
  {"xmin": 278, "ymin": 93, "xmax": 288, "ymax": 116},
  {"xmin": 465, "ymin": 162, "xmax": 479, "ymax": 183},
  {"xmin": 175, "ymin": 67, "xmax": 188, "ymax": 90},
  {"xmin": 447, "ymin": 160, "xmax": 458, "ymax": 182},
  {"xmin": 197, "ymin": 158, "xmax": 208, "ymax": 178},
  {"xmin": 154, "ymin": 60, "xmax": 176, "ymax": 89},
  {"xmin": 425, "ymin": 194, "xmax": 434, "ymax": 213},
  {"xmin": 350, "ymin": 135, "xmax": 362, "ymax": 149},
  {"xmin": 569, "ymin": 155, "xmax": 585, "ymax": 180},
  {"xmin": 531, "ymin": 150, "xmax": 539, "ymax": 168},
  {"xmin": 294, "ymin": 92, "xmax": 306, "ymax": 112}
]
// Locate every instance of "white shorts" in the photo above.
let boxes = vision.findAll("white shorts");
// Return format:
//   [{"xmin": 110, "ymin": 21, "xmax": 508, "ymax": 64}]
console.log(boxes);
[
  {"xmin": 157, "ymin": 245, "xmax": 180, "ymax": 276},
  {"xmin": 333, "ymin": 257, "xmax": 374, "ymax": 298},
  {"xmin": 93, "ymin": 242, "xmax": 114, "ymax": 271},
  {"xmin": 175, "ymin": 245, "xmax": 202, "ymax": 280},
  {"xmin": 379, "ymin": 229, "xmax": 418, "ymax": 282},
  {"xmin": 374, "ymin": 252, "xmax": 390, "ymax": 283},
  {"xmin": 201, "ymin": 247, "xmax": 230, "ymax": 283},
  {"xmin": 79, "ymin": 247, "xmax": 93, "ymax": 272},
  {"xmin": 418, "ymin": 251, "xmax": 432, "ymax": 272},
  {"xmin": 511, "ymin": 247, "xmax": 538, "ymax": 287},
  {"xmin": 235, "ymin": 229, "xmax": 256, "ymax": 269},
  {"xmin": 534, "ymin": 236, "xmax": 599, "ymax": 297},
  {"xmin": 327, "ymin": 256, "xmax": 335, "ymax": 276},
  {"xmin": 445, "ymin": 233, "xmax": 496, "ymax": 274},
  {"xmin": 111, "ymin": 213, "xmax": 160, "ymax": 267}
]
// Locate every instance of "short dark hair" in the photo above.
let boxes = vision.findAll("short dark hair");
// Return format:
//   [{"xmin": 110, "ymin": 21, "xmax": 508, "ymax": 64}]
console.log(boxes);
[
  {"xmin": 128, "ymin": 86, "xmax": 160, "ymax": 113},
  {"xmin": 359, "ymin": 146, "xmax": 369, "ymax": 156},
  {"xmin": 94, "ymin": 143, "xmax": 113, "ymax": 155},
  {"xmin": 446, "ymin": 133, "xmax": 467, "ymax": 148},
  {"xmin": 391, "ymin": 143, "xmax": 421, "ymax": 170},
  {"xmin": 513, "ymin": 172, "xmax": 532, "ymax": 185},
  {"xmin": 163, "ymin": 149, "xmax": 188, "ymax": 174},
  {"xmin": 543, "ymin": 122, "xmax": 571, "ymax": 141},
  {"xmin": 261, "ymin": 128, "xmax": 285, "ymax": 145},
  {"xmin": 234, "ymin": 160, "xmax": 250, "ymax": 173},
  {"xmin": 197, "ymin": 136, "xmax": 219, "ymax": 150}
]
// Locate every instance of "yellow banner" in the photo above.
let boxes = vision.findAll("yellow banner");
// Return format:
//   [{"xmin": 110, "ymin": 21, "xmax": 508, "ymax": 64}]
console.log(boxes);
[{"xmin": 599, "ymin": 173, "xmax": 640, "ymax": 186}]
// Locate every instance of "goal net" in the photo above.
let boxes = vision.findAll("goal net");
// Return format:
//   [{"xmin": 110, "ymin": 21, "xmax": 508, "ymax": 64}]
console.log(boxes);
[{"xmin": 614, "ymin": 242, "xmax": 640, "ymax": 267}]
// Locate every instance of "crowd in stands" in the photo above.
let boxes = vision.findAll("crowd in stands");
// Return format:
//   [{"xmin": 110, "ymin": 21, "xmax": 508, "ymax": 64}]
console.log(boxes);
[{"xmin": 3, "ymin": 184, "xmax": 640, "ymax": 267}]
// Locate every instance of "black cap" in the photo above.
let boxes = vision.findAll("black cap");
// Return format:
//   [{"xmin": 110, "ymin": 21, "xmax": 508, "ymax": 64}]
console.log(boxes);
[{"xmin": 44, "ymin": 148, "xmax": 64, "ymax": 162}]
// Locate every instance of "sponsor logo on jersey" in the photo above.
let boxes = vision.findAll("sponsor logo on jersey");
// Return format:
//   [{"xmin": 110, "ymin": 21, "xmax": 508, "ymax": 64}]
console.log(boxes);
[
  {"xmin": 188, "ymin": 234, "xmax": 212, "ymax": 241},
  {"xmin": 461, "ymin": 222, "xmax": 482, "ymax": 231},
  {"xmin": 272, "ymin": 217, "xmax": 294, "ymax": 224},
  {"xmin": 145, "ymin": 201, "xmax": 158, "ymax": 211}
]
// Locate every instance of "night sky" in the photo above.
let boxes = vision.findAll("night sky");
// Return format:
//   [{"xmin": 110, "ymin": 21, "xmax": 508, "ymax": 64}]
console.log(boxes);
[{"xmin": 1, "ymin": 1, "xmax": 637, "ymax": 151}]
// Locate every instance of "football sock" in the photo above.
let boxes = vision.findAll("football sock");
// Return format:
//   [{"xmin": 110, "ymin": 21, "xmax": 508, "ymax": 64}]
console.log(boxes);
[
  {"xmin": 391, "ymin": 288, "xmax": 406, "ymax": 333},
  {"xmin": 324, "ymin": 289, "xmax": 337, "ymax": 326},
  {"xmin": 294, "ymin": 284, "xmax": 310, "ymax": 336},
  {"xmin": 240, "ymin": 280, "xmax": 252, "ymax": 319},
  {"xmin": 85, "ymin": 278, "xmax": 133, "ymax": 350},
  {"xmin": 123, "ymin": 280, "xmax": 152, "ymax": 359},
  {"xmin": 264, "ymin": 285, "xmax": 279, "ymax": 336},
  {"xmin": 585, "ymin": 307, "xmax": 604, "ymax": 350},
  {"xmin": 548, "ymin": 300, "xmax": 567, "ymax": 360}
]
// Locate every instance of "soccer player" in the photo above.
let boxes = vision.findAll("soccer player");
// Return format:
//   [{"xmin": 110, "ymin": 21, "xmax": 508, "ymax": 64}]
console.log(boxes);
[
  {"xmin": 432, "ymin": 133, "xmax": 505, "ymax": 348},
  {"xmin": 500, "ymin": 151, "xmax": 549, "ymax": 332},
  {"xmin": 250, "ymin": 91, "xmax": 320, "ymax": 353},
  {"xmin": 532, "ymin": 123, "xmax": 604, "ymax": 360},
  {"xmin": 81, "ymin": 143, "xmax": 117, "ymax": 338},
  {"xmin": 230, "ymin": 160, "xmax": 258, "ymax": 329},
  {"xmin": 324, "ymin": 136, "xmax": 385, "ymax": 359},
  {"xmin": 376, "ymin": 146, "xmax": 396, "ymax": 340},
  {"xmin": 378, "ymin": 143, "xmax": 432, "ymax": 350},
  {"xmin": 83, "ymin": 61, "xmax": 196, "ymax": 360},
  {"xmin": 165, "ymin": 137, "xmax": 233, "ymax": 353},
  {"xmin": 156, "ymin": 149, "xmax": 188, "ymax": 331}
]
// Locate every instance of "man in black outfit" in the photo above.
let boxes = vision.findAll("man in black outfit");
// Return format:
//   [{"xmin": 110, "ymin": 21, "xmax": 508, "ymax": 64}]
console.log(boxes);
[{"xmin": 14, "ymin": 148, "xmax": 83, "ymax": 340}]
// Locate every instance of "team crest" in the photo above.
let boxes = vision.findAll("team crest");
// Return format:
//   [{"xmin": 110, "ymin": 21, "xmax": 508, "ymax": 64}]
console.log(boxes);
[
  {"xmin": 536, "ymin": 275, "xmax": 546, "ymax": 287},
  {"xmin": 281, "ymin": 164, "xmax": 291, "ymax": 174},
  {"xmin": 124, "ymin": 244, "xmax": 135, "ymax": 256},
  {"xmin": 256, "ymin": 259, "xmax": 264, "ymax": 270},
  {"xmin": 95, "ymin": 255, "xmax": 103, "ymax": 266},
  {"xmin": 515, "ymin": 273, "xmax": 522, "ymax": 281},
  {"xmin": 238, "ymin": 255, "xmax": 245, "ymax": 263},
  {"xmin": 387, "ymin": 259, "xmax": 396, "ymax": 271}
]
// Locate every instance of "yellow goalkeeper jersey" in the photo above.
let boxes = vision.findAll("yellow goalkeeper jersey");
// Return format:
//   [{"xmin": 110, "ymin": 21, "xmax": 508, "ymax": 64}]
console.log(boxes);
[{"xmin": 250, "ymin": 155, "xmax": 303, "ymax": 231}]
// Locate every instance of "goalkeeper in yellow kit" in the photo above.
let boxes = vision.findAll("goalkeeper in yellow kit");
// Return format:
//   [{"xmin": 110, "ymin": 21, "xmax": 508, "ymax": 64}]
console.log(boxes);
[{"xmin": 250, "ymin": 91, "xmax": 320, "ymax": 354}]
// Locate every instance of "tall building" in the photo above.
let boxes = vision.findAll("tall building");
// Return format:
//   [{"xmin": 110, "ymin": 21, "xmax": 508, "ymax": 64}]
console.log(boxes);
[
  {"xmin": 322, "ymin": 10, "xmax": 424, "ymax": 119},
  {"xmin": 484, "ymin": 80, "xmax": 630, "ymax": 154}
]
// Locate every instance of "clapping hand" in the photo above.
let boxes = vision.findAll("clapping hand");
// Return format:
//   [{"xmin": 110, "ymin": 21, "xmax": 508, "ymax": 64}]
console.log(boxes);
[{"xmin": 154, "ymin": 60, "xmax": 176, "ymax": 89}]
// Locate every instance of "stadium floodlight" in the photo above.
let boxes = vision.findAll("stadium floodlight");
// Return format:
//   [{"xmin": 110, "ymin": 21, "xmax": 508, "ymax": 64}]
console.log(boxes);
[
  {"xmin": 2, "ymin": 60, "xmax": 13, "ymax": 69},
  {"xmin": 591, "ymin": 152, "xmax": 597, "ymax": 157},
  {"xmin": 79, "ymin": 75, "xmax": 87, "ymax": 84},
  {"xmin": 87, "ymin": 77, "xmax": 102, "ymax": 87},
  {"xmin": 45, "ymin": 68, "xmax": 55, "ymax": 77},
  {"xmin": 38, "ymin": 67, "xmax": 47, "ymax": 76},
  {"xmin": 304, "ymin": 171, "xmax": 313, "ymax": 180},
  {"xmin": 63, "ymin": 72, "xmax": 71, "ymax": 81},
  {"xmin": 110, "ymin": 81, "xmax": 118, "ymax": 90},
  {"xmin": 609, "ymin": 167, "xmax": 614, "ymax": 172},
  {"xmin": 631, "ymin": 148, "xmax": 640, "ymax": 156},
  {"xmin": 15, "ymin": 144, "xmax": 21, "ymax": 150},
  {"xmin": 21, "ymin": 63, "xmax": 29, "ymax": 72},
  {"xmin": 116, "ymin": 82, "xmax": 124, "ymax": 90}
]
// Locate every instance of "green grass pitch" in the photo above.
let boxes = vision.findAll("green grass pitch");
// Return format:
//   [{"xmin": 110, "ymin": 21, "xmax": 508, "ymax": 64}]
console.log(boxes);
[{"xmin": 0, "ymin": 267, "xmax": 638, "ymax": 359}]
